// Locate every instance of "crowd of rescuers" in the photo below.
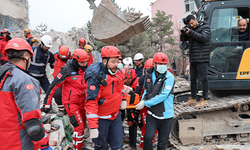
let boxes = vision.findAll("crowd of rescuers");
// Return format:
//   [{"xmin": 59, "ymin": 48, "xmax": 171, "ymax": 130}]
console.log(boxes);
[{"xmin": 0, "ymin": 28, "xmax": 177, "ymax": 150}]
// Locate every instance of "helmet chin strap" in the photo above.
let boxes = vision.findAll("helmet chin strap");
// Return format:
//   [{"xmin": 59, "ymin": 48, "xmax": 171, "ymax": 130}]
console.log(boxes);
[{"xmin": 7, "ymin": 51, "xmax": 29, "ymax": 70}]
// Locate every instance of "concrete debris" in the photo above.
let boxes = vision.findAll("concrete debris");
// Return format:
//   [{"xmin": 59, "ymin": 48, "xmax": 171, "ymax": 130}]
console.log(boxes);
[{"xmin": 44, "ymin": 124, "xmax": 51, "ymax": 133}]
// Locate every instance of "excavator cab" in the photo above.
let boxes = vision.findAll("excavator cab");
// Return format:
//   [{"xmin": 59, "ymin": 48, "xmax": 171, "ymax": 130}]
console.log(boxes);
[{"xmin": 197, "ymin": 0, "xmax": 250, "ymax": 91}]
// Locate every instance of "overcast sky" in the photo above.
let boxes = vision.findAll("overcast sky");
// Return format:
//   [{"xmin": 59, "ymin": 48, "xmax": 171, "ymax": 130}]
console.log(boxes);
[{"xmin": 28, "ymin": 0, "xmax": 154, "ymax": 32}]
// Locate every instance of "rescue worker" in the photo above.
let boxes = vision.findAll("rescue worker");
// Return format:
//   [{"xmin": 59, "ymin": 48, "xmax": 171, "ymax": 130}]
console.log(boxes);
[
  {"xmin": 31, "ymin": 37, "xmax": 39, "ymax": 47},
  {"xmin": 0, "ymin": 28, "xmax": 11, "ymax": 65},
  {"xmin": 84, "ymin": 44, "xmax": 93, "ymax": 67},
  {"xmin": 52, "ymin": 46, "xmax": 71, "ymax": 113},
  {"xmin": 29, "ymin": 35, "xmax": 55, "ymax": 93},
  {"xmin": 78, "ymin": 38, "xmax": 86, "ymax": 49},
  {"xmin": 24, "ymin": 29, "xmax": 34, "ymax": 46},
  {"xmin": 121, "ymin": 67, "xmax": 139, "ymax": 150},
  {"xmin": 136, "ymin": 52, "xmax": 175, "ymax": 150},
  {"xmin": 42, "ymin": 49, "xmax": 88, "ymax": 150},
  {"xmin": 136, "ymin": 58, "xmax": 173, "ymax": 148},
  {"xmin": 0, "ymin": 38, "xmax": 51, "ymax": 150},
  {"xmin": 134, "ymin": 53, "xmax": 144, "ymax": 77},
  {"xmin": 135, "ymin": 58, "xmax": 157, "ymax": 148},
  {"xmin": 84, "ymin": 46, "xmax": 127, "ymax": 150}
]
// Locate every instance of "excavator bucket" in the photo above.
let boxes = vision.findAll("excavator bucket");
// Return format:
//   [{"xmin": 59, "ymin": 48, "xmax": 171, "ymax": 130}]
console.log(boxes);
[{"xmin": 90, "ymin": 0, "xmax": 150, "ymax": 45}]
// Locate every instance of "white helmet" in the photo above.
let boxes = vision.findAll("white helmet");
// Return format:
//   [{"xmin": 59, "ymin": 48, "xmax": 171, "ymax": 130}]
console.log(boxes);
[
  {"xmin": 123, "ymin": 57, "xmax": 132, "ymax": 65},
  {"xmin": 134, "ymin": 53, "xmax": 144, "ymax": 61},
  {"xmin": 41, "ymin": 35, "xmax": 52, "ymax": 48}
]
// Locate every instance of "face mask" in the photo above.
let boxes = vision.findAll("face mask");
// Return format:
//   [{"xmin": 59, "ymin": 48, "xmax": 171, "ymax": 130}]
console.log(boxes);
[
  {"xmin": 156, "ymin": 65, "xmax": 167, "ymax": 74},
  {"xmin": 118, "ymin": 63, "xmax": 123, "ymax": 69},
  {"xmin": 108, "ymin": 69, "xmax": 117, "ymax": 75}
]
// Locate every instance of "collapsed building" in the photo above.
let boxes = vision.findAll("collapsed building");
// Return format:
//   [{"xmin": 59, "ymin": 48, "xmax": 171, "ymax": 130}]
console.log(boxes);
[{"xmin": 0, "ymin": 0, "xmax": 29, "ymax": 31}]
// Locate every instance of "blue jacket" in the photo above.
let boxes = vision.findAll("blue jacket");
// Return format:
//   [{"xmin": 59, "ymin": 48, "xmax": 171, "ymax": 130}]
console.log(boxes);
[
  {"xmin": 142, "ymin": 68, "xmax": 175, "ymax": 119},
  {"xmin": 29, "ymin": 45, "xmax": 54, "ymax": 77}
]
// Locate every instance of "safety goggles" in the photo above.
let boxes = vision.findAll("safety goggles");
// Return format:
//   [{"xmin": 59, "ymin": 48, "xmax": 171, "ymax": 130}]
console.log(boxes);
[{"xmin": 59, "ymin": 52, "xmax": 69, "ymax": 59}]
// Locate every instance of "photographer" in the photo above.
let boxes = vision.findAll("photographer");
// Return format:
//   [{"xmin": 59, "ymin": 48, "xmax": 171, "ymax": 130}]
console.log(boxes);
[{"xmin": 181, "ymin": 15, "xmax": 211, "ymax": 108}]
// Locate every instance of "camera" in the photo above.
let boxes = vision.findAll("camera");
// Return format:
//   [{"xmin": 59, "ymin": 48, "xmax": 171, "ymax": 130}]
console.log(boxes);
[{"xmin": 181, "ymin": 18, "xmax": 192, "ymax": 34}]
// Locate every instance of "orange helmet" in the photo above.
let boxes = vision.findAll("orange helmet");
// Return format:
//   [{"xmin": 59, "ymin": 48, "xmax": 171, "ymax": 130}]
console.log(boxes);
[
  {"xmin": 101, "ymin": 46, "xmax": 121, "ymax": 58},
  {"xmin": 1, "ymin": 28, "xmax": 10, "ymax": 34},
  {"xmin": 121, "ymin": 67, "xmax": 132, "ymax": 82},
  {"xmin": 144, "ymin": 58, "xmax": 153, "ymax": 69},
  {"xmin": 59, "ymin": 46, "xmax": 70, "ymax": 59},
  {"xmin": 24, "ymin": 29, "xmax": 31, "ymax": 34},
  {"xmin": 153, "ymin": 52, "xmax": 169, "ymax": 64},
  {"xmin": 31, "ymin": 38, "xmax": 39, "ymax": 43},
  {"xmin": 4, "ymin": 38, "xmax": 33, "ymax": 56},
  {"xmin": 72, "ymin": 49, "xmax": 89, "ymax": 62},
  {"xmin": 79, "ymin": 38, "xmax": 86, "ymax": 46}
]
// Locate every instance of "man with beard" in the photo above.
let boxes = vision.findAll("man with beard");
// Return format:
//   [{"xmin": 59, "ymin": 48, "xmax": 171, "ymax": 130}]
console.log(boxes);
[
  {"xmin": 181, "ymin": 15, "xmax": 211, "ymax": 108},
  {"xmin": 84, "ymin": 46, "xmax": 126, "ymax": 150},
  {"xmin": 42, "ymin": 49, "xmax": 89, "ymax": 150},
  {"xmin": 29, "ymin": 35, "xmax": 55, "ymax": 93},
  {"xmin": 237, "ymin": 19, "xmax": 249, "ymax": 41}
]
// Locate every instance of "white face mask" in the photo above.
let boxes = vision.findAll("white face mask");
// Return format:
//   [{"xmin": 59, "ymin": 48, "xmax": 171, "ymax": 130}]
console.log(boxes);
[
  {"xmin": 156, "ymin": 65, "xmax": 167, "ymax": 74},
  {"xmin": 118, "ymin": 63, "xmax": 123, "ymax": 69},
  {"xmin": 108, "ymin": 69, "xmax": 117, "ymax": 75}
]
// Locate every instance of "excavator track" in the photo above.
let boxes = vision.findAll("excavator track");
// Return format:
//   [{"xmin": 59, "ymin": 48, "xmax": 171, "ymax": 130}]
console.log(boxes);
[{"xmin": 170, "ymin": 94, "xmax": 250, "ymax": 147}]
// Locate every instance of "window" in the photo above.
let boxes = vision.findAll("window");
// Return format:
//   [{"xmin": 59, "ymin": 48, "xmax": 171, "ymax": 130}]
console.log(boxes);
[
  {"xmin": 210, "ymin": 7, "xmax": 249, "ymax": 42},
  {"xmin": 209, "ymin": 7, "xmax": 250, "ymax": 72},
  {"xmin": 185, "ymin": 0, "xmax": 195, "ymax": 12}
]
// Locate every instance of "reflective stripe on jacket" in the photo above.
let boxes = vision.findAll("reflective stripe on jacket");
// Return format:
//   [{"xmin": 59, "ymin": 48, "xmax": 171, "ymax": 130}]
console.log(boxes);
[
  {"xmin": 29, "ymin": 45, "xmax": 55, "ymax": 77},
  {"xmin": 84, "ymin": 62, "xmax": 126, "ymax": 129},
  {"xmin": 0, "ymin": 63, "xmax": 42, "ymax": 150}
]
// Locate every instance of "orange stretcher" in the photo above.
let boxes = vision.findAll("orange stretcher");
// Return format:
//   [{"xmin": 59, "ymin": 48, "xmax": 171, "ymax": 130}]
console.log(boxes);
[{"xmin": 126, "ymin": 94, "xmax": 140, "ymax": 109}]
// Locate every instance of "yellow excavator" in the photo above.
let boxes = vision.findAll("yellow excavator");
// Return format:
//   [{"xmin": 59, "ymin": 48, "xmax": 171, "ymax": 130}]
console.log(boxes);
[{"xmin": 171, "ymin": 0, "xmax": 250, "ymax": 149}]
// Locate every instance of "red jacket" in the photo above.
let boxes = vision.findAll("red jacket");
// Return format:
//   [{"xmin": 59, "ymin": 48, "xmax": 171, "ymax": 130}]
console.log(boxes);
[
  {"xmin": 43, "ymin": 60, "xmax": 87, "ymax": 108},
  {"xmin": 0, "ymin": 36, "xmax": 9, "ymax": 61},
  {"xmin": 84, "ymin": 63, "xmax": 126, "ymax": 129},
  {"xmin": 87, "ymin": 53, "xmax": 93, "ymax": 67},
  {"xmin": 52, "ymin": 52, "xmax": 71, "ymax": 78},
  {"xmin": 129, "ymin": 69, "xmax": 139, "ymax": 92},
  {"xmin": 0, "ymin": 63, "xmax": 48, "ymax": 150}
]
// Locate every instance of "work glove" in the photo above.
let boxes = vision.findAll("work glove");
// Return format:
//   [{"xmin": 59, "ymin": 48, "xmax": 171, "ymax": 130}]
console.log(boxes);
[
  {"xmin": 41, "ymin": 104, "xmax": 50, "ymax": 114},
  {"xmin": 90, "ymin": 128, "xmax": 99, "ymax": 139},
  {"xmin": 42, "ymin": 146, "xmax": 52, "ymax": 150},
  {"xmin": 135, "ymin": 100, "xmax": 145, "ymax": 110},
  {"xmin": 120, "ymin": 101, "xmax": 127, "ymax": 110},
  {"xmin": 124, "ymin": 85, "xmax": 133, "ymax": 94}
]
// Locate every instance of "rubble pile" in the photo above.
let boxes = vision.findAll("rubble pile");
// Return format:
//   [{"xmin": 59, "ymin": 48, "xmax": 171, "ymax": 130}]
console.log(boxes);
[{"xmin": 11, "ymin": 26, "xmax": 95, "ymax": 54}]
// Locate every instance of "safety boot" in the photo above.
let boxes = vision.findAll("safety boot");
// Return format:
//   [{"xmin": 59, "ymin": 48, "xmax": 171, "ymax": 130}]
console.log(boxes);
[
  {"xmin": 182, "ymin": 97, "xmax": 197, "ymax": 106},
  {"xmin": 195, "ymin": 98, "xmax": 208, "ymax": 108}
]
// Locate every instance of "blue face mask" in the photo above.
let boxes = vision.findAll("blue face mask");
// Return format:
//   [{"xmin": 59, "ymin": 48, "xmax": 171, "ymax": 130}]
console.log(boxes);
[
  {"xmin": 118, "ymin": 63, "xmax": 123, "ymax": 69},
  {"xmin": 156, "ymin": 65, "xmax": 167, "ymax": 74},
  {"xmin": 108, "ymin": 69, "xmax": 117, "ymax": 75}
]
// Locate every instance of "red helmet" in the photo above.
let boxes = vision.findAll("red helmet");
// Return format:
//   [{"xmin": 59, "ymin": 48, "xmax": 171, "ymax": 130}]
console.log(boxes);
[
  {"xmin": 72, "ymin": 49, "xmax": 89, "ymax": 62},
  {"xmin": 121, "ymin": 67, "xmax": 132, "ymax": 82},
  {"xmin": 4, "ymin": 38, "xmax": 33, "ymax": 56},
  {"xmin": 1, "ymin": 28, "xmax": 10, "ymax": 34},
  {"xmin": 101, "ymin": 46, "xmax": 121, "ymax": 58},
  {"xmin": 59, "ymin": 46, "xmax": 70, "ymax": 59},
  {"xmin": 79, "ymin": 38, "xmax": 86, "ymax": 46},
  {"xmin": 153, "ymin": 52, "xmax": 169, "ymax": 64},
  {"xmin": 119, "ymin": 56, "xmax": 123, "ymax": 60},
  {"xmin": 144, "ymin": 58, "xmax": 153, "ymax": 69}
]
